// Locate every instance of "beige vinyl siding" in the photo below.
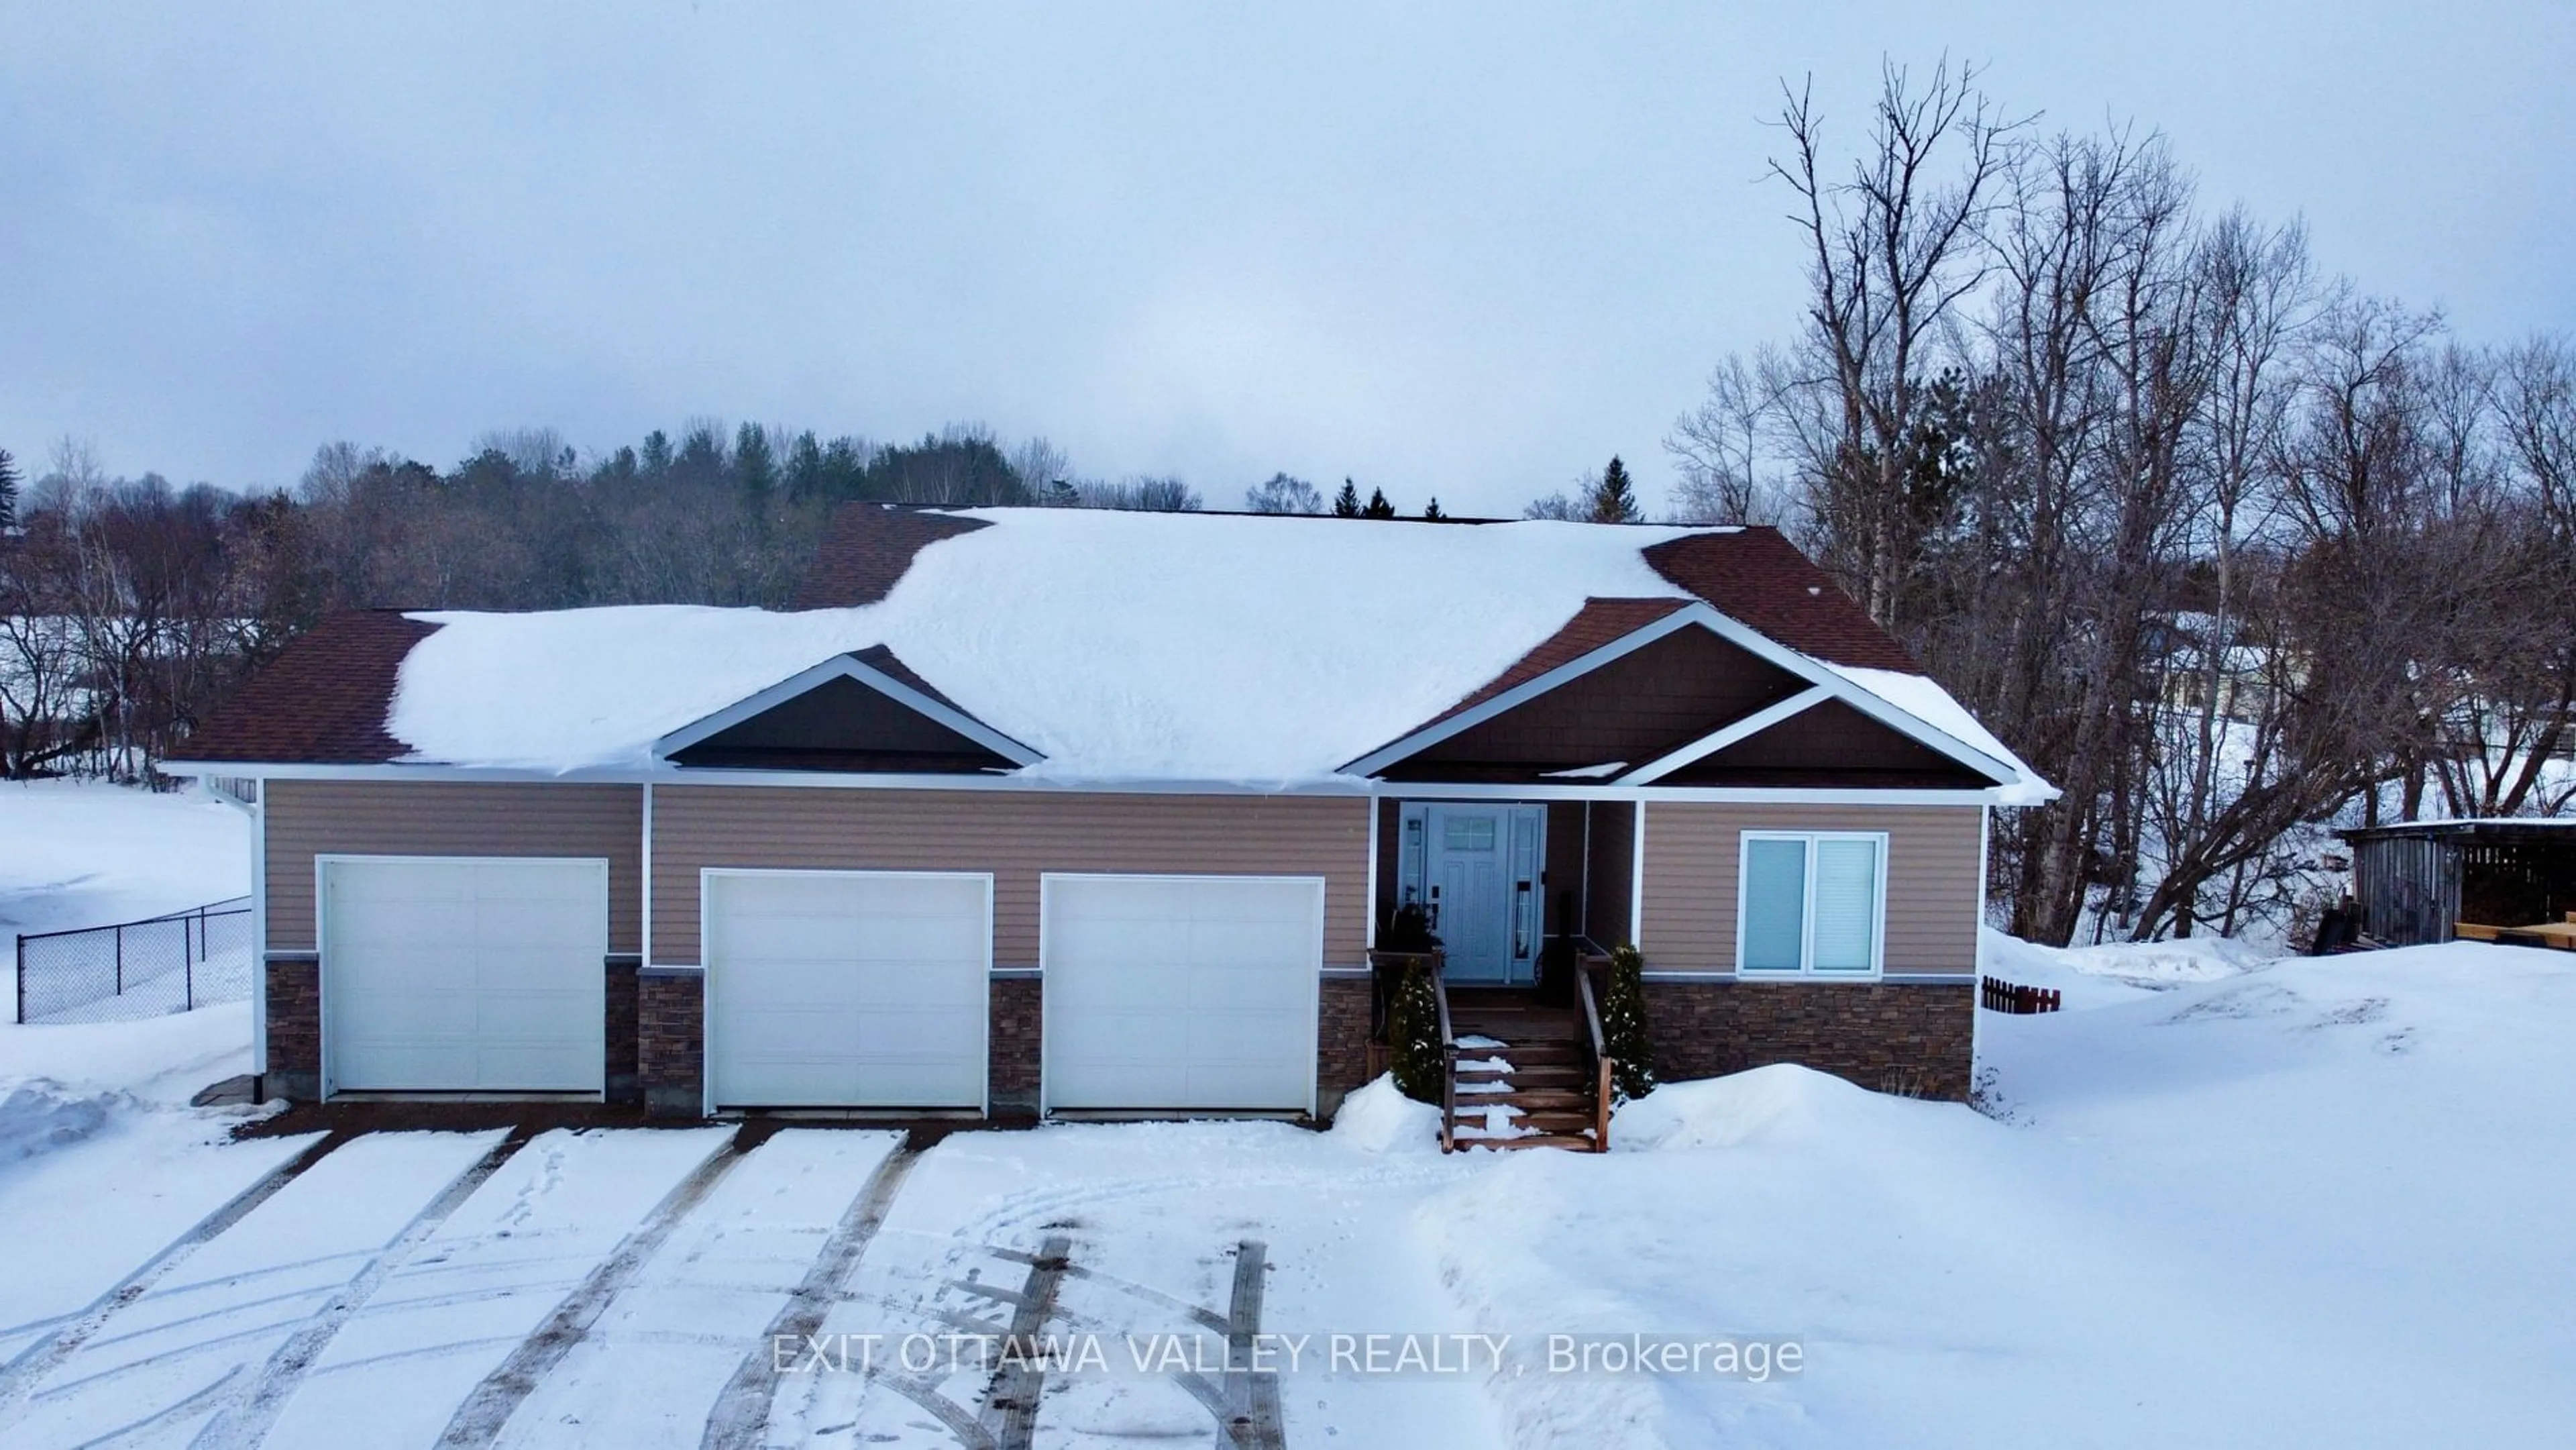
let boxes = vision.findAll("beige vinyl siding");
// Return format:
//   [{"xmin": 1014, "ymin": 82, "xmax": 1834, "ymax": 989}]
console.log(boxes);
[
  {"xmin": 1638, "ymin": 802, "xmax": 1982, "ymax": 975},
  {"xmin": 1585, "ymin": 800, "xmax": 1636, "ymax": 945},
  {"xmin": 263, "ymin": 780, "xmax": 643, "ymax": 953},
  {"xmin": 654, "ymin": 787, "xmax": 1370, "ymax": 968}
]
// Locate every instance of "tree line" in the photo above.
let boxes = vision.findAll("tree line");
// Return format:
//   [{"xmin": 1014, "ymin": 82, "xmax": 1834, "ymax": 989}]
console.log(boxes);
[
  {"xmin": 1650, "ymin": 60, "xmax": 2576, "ymax": 945},
  {"xmin": 0, "ymin": 420, "xmax": 1463, "ymax": 780}
]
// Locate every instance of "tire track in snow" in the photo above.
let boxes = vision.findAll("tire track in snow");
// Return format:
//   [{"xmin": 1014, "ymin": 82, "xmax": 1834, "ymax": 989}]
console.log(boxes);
[
  {"xmin": 433, "ymin": 1129, "xmax": 747, "ymax": 1446},
  {"xmin": 189, "ymin": 1128, "xmax": 534, "ymax": 1450},
  {"xmin": 0, "ymin": 1132, "xmax": 337, "ymax": 1422},
  {"xmin": 698, "ymin": 1141, "xmax": 922, "ymax": 1450}
]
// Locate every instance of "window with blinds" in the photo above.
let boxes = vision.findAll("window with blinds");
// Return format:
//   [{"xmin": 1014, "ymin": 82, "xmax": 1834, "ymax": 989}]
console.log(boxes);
[{"xmin": 1735, "ymin": 831, "xmax": 1885, "ymax": 976}]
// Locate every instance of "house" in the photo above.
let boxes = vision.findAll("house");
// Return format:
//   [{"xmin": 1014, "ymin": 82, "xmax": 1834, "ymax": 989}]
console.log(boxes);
[{"xmin": 164, "ymin": 505, "xmax": 2051, "ymax": 1133}]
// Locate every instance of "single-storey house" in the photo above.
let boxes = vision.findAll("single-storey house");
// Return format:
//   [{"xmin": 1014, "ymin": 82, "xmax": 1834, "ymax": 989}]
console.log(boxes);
[{"xmin": 167, "ymin": 505, "xmax": 2050, "ymax": 1130}]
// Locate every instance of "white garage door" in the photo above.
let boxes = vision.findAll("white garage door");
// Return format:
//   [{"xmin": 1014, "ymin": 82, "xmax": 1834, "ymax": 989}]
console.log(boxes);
[
  {"xmin": 1042, "ymin": 874, "xmax": 1322, "ymax": 1112},
  {"xmin": 706, "ymin": 871, "xmax": 989, "ymax": 1109},
  {"xmin": 322, "ymin": 857, "xmax": 608, "ymax": 1094}
]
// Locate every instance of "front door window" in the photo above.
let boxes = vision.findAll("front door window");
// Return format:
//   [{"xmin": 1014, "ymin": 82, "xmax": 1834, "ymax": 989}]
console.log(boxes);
[{"xmin": 1403, "ymin": 802, "xmax": 1543, "ymax": 984}]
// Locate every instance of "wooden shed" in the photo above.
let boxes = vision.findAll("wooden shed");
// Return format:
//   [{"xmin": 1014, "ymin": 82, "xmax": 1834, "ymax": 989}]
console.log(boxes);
[{"xmin": 2337, "ymin": 820, "xmax": 2576, "ymax": 945}]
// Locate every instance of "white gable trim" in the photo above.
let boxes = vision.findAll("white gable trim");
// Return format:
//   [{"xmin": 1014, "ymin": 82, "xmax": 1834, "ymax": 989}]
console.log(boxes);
[
  {"xmin": 1336, "ymin": 606, "xmax": 1707, "ymax": 776},
  {"xmin": 1617, "ymin": 684, "xmax": 1836, "ymax": 784},
  {"xmin": 652, "ymin": 653, "xmax": 1044, "ymax": 767},
  {"xmin": 1342, "ymin": 601, "xmax": 2021, "ymax": 787}
]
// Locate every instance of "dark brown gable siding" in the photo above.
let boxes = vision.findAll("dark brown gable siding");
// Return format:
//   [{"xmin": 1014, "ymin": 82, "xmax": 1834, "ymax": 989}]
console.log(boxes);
[
  {"xmin": 176, "ymin": 611, "xmax": 435, "ymax": 764},
  {"xmin": 670, "ymin": 673, "xmax": 1012, "ymax": 773},
  {"xmin": 1644, "ymin": 529, "xmax": 1921, "ymax": 672},
  {"xmin": 1417, "ymin": 597, "xmax": 1695, "ymax": 729},
  {"xmin": 791, "ymin": 506, "xmax": 989, "ymax": 609},
  {"xmin": 1400, "ymin": 624, "xmax": 1808, "ymax": 775},
  {"xmin": 1668, "ymin": 698, "xmax": 1993, "ymax": 786}
]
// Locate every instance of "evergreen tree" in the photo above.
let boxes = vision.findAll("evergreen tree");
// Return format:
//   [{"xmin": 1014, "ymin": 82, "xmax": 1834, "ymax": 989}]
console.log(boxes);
[
  {"xmin": 1589, "ymin": 455, "xmax": 1643, "ymax": 524},
  {"xmin": 1599, "ymin": 944, "xmax": 1657, "ymax": 1100},
  {"xmin": 639, "ymin": 429, "xmax": 672, "ymax": 479},
  {"xmin": 0, "ymin": 448, "xmax": 17, "ymax": 531},
  {"xmin": 1421, "ymin": 497, "xmax": 1446, "ymax": 521},
  {"xmin": 673, "ymin": 423, "xmax": 727, "ymax": 488},
  {"xmin": 785, "ymin": 430, "xmax": 825, "ymax": 501},
  {"xmin": 1362, "ymin": 486, "xmax": 1396, "ymax": 519},
  {"xmin": 734, "ymin": 423, "xmax": 774, "ymax": 513},
  {"xmin": 1384, "ymin": 960, "xmax": 1447, "ymax": 1103},
  {"xmin": 598, "ymin": 445, "xmax": 639, "ymax": 483},
  {"xmin": 1332, "ymin": 478, "xmax": 1362, "ymax": 517}
]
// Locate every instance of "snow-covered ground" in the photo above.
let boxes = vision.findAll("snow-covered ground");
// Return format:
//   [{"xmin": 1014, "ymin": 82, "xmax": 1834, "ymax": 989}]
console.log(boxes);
[
  {"xmin": 0, "ymin": 937, "xmax": 2569, "ymax": 1447},
  {"xmin": 0, "ymin": 778, "xmax": 251, "ymax": 1023}
]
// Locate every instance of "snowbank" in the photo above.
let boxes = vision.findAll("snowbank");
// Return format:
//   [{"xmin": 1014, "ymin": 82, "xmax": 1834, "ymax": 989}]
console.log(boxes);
[
  {"xmin": 0, "ymin": 1082, "xmax": 114, "ymax": 1164},
  {"xmin": 1979, "ymin": 923, "xmax": 2273, "ymax": 1008},
  {"xmin": 0, "ymin": 998, "xmax": 253, "ymax": 1103},
  {"xmin": 1328, "ymin": 1074, "xmax": 1442, "ymax": 1153},
  {"xmin": 1611, "ymin": 1063, "xmax": 1882, "ymax": 1152}
]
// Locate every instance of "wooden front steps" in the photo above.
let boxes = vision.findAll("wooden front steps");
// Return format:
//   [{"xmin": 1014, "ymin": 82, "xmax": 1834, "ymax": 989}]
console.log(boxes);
[{"xmin": 1446, "ymin": 988, "xmax": 1604, "ymax": 1151}]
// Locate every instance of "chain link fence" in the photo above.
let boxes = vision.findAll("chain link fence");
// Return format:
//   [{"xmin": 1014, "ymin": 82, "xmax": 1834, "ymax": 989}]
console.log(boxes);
[{"xmin": 14, "ymin": 896, "xmax": 253, "ymax": 1025}]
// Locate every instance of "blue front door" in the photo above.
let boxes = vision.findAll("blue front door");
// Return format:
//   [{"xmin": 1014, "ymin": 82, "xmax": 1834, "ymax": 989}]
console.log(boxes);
[{"xmin": 1409, "ymin": 803, "xmax": 1544, "ymax": 984}]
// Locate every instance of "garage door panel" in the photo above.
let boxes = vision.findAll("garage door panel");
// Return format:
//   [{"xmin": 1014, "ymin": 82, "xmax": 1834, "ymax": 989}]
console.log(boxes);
[
  {"xmin": 474, "ymin": 898, "xmax": 598, "ymax": 948},
  {"xmin": 1185, "ymin": 969, "xmax": 1309, "ymax": 1013},
  {"xmin": 324, "ymin": 858, "xmax": 608, "ymax": 1094},
  {"xmin": 1044, "ymin": 876, "xmax": 1320, "ymax": 1112},
  {"xmin": 706, "ymin": 872, "xmax": 989, "ymax": 1110}
]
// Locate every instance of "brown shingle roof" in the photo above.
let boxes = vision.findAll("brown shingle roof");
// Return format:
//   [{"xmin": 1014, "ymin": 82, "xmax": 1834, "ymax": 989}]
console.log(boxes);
[
  {"xmin": 1644, "ymin": 528, "xmax": 1920, "ymax": 672},
  {"xmin": 173, "ymin": 611, "xmax": 437, "ymax": 764},
  {"xmin": 1419, "ymin": 597, "xmax": 1697, "ymax": 728},
  {"xmin": 791, "ymin": 506, "xmax": 990, "ymax": 609},
  {"xmin": 847, "ymin": 643, "xmax": 963, "ymax": 713}
]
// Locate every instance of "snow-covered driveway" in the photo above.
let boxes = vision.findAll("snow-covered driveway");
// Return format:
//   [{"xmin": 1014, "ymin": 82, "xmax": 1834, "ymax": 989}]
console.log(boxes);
[{"xmin": 7, "ymin": 940, "xmax": 2576, "ymax": 1447}]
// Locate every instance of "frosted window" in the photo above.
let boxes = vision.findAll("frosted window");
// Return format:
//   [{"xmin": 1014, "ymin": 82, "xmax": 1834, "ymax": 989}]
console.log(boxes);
[
  {"xmin": 1810, "ymin": 838, "xmax": 1880, "ymax": 972},
  {"xmin": 1740, "ymin": 838, "xmax": 1807, "ymax": 972}
]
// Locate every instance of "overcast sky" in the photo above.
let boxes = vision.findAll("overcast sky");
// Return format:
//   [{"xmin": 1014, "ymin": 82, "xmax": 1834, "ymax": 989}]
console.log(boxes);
[{"xmin": 4, "ymin": 2, "xmax": 2570, "ymax": 518}]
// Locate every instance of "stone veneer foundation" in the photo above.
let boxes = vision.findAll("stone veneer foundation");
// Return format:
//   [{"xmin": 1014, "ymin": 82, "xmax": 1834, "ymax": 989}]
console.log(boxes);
[
  {"xmin": 989, "ymin": 975, "xmax": 1042, "ymax": 1115},
  {"xmin": 1316, "ymin": 976, "xmax": 1375, "ymax": 1115},
  {"xmin": 1641, "ymin": 978, "xmax": 1975, "ymax": 1101},
  {"xmin": 262, "ymin": 954, "xmax": 321, "ymax": 1102},
  {"xmin": 637, "ymin": 968, "xmax": 705, "ymax": 1119}
]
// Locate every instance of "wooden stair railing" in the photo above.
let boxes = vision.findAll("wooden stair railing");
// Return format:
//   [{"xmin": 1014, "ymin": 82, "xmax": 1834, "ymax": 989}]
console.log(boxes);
[
  {"xmin": 1573, "ymin": 953, "xmax": 1613, "ymax": 1153},
  {"xmin": 1433, "ymin": 956, "xmax": 1457, "ymax": 1153}
]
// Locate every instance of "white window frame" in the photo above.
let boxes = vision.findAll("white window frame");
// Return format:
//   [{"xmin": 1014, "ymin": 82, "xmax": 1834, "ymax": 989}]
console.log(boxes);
[{"xmin": 1733, "ymin": 831, "xmax": 1888, "ymax": 980}]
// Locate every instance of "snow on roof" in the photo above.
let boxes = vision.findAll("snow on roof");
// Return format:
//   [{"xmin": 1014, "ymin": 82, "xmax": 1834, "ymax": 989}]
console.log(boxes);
[{"xmin": 381, "ymin": 508, "xmax": 2043, "ymax": 792}]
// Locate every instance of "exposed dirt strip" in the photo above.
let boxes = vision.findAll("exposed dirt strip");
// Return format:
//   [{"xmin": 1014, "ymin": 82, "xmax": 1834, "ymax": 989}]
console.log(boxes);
[
  {"xmin": 432, "ymin": 1129, "xmax": 743, "ymax": 1445},
  {"xmin": 1222, "ymin": 1241, "xmax": 1285, "ymax": 1450},
  {"xmin": 975, "ymin": 1233, "xmax": 1071, "ymax": 1450},
  {"xmin": 0, "ymin": 1131, "xmax": 338, "ymax": 1420},
  {"xmin": 188, "ymin": 1128, "xmax": 533, "ymax": 1450},
  {"xmin": 698, "ymin": 1141, "xmax": 922, "ymax": 1450}
]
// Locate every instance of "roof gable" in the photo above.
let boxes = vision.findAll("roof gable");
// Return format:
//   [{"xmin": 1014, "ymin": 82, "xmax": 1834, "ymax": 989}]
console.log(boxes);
[
  {"xmin": 1346, "ymin": 602, "xmax": 2023, "ymax": 789},
  {"xmin": 1383, "ymin": 618, "xmax": 1811, "ymax": 782},
  {"xmin": 656, "ymin": 650, "xmax": 1039, "ymax": 772}
]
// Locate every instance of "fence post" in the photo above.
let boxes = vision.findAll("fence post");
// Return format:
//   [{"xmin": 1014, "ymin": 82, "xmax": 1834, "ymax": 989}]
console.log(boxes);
[
  {"xmin": 13, "ymin": 935, "xmax": 21, "ymax": 1026},
  {"xmin": 115, "ymin": 925, "xmax": 124, "ymax": 996}
]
